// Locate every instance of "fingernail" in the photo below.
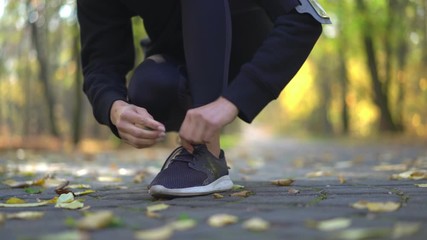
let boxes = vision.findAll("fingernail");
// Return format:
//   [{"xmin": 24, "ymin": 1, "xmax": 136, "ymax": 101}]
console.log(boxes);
[{"xmin": 158, "ymin": 126, "xmax": 165, "ymax": 131}]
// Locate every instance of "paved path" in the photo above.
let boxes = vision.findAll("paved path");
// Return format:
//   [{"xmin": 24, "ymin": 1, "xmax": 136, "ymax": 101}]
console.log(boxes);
[{"xmin": 1, "ymin": 137, "xmax": 427, "ymax": 240}]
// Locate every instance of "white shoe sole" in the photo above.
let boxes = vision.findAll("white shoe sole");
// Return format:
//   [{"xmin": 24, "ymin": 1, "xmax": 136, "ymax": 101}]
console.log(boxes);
[{"xmin": 149, "ymin": 175, "xmax": 233, "ymax": 197}]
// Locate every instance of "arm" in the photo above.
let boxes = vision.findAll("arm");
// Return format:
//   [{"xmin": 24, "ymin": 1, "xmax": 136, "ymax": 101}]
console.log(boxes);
[
  {"xmin": 77, "ymin": 0, "xmax": 165, "ymax": 147},
  {"xmin": 222, "ymin": 7, "xmax": 323, "ymax": 123}
]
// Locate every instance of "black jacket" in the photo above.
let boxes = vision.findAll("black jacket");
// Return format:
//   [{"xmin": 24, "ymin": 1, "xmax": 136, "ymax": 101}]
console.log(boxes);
[{"xmin": 77, "ymin": 0, "xmax": 322, "ymax": 132}]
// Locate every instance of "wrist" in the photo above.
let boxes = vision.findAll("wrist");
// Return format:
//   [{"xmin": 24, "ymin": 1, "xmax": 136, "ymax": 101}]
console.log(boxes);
[
  {"xmin": 110, "ymin": 100, "xmax": 128, "ymax": 125},
  {"xmin": 218, "ymin": 96, "xmax": 238, "ymax": 120}
]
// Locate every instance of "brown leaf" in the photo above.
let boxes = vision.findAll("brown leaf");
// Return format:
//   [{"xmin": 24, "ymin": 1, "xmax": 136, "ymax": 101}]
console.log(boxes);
[
  {"xmin": 230, "ymin": 190, "xmax": 253, "ymax": 198},
  {"xmin": 288, "ymin": 188, "xmax": 300, "ymax": 194},
  {"xmin": 271, "ymin": 179, "xmax": 294, "ymax": 186}
]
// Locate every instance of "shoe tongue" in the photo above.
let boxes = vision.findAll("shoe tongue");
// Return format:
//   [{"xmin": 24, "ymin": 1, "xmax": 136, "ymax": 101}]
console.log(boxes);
[{"xmin": 174, "ymin": 147, "xmax": 193, "ymax": 161}]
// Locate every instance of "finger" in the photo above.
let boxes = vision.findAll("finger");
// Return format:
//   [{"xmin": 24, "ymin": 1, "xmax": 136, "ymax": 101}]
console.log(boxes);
[
  {"xmin": 180, "ymin": 138, "xmax": 194, "ymax": 153},
  {"xmin": 121, "ymin": 133, "xmax": 158, "ymax": 149}
]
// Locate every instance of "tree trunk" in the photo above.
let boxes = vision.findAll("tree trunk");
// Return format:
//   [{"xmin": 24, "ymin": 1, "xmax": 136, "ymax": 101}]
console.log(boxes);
[
  {"xmin": 72, "ymin": 25, "xmax": 83, "ymax": 146},
  {"xmin": 356, "ymin": 0, "xmax": 399, "ymax": 132},
  {"xmin": 28, "ymin": 2, "xmax": 59, "ymax": 137}
]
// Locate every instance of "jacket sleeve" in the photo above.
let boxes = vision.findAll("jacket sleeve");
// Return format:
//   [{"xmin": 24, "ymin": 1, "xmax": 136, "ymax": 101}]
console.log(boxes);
[
  {"xmin": 222, "ymin": 6, "xmax": 323, "ymax": 123},
  {"xmin": 77, "ymin": 0, "xmax": 135, "ymax": 136}
]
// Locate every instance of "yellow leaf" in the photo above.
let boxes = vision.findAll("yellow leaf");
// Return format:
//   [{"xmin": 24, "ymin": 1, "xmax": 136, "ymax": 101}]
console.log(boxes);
[
  {"xmin": 351, "ymin": 200, "xmax": 400, "ymax": 212},
  {"xmin": 207, "ymin": 214, "xmax": 238, "ymax": 227},
  {"xmin": 306, "ymin": 171, "xmax": 332, "ymax": 178},
  {"xmin": 5, "ymin": 197, "xmax": 26, "ymax": 204},
  {"xmin": 135, "ymin": 226, "xmax": 174, "ymax": 240},
  {"xmin": 212, "ymin": 193, "xmax": 224, "ymax": 199},
  {"xmin": 306, "ymin": 218, "xmax": 352, "ymax": 231},
  {"xmin": 392, "ymin": 222, "xmax": 421, "ymax": 239},
  {"xmin": 6, "ymin": 211, "xmax": 45, "ymax": 220},
  {"xmin": 2, "ymin": 179, "xmax": 32, "ymax": 188},
  {"xmin": 168, "ymin": 218, "xmax": 197, "ymax": 231},
  {"xmin": 271, "ymin": 179, "xmax": 294, "ymax": 186},
  {"xmin": 77, "ymin": 210, "xmax": 114, "ymax": 230},
  {"xmin": 67, "ymin": 184, "xmax": 91, "ymax": 189},
  {"xmin": 74, "ymin": 190, "xmax": 96, "ymax": 196},
  {"xmin": 415, "ymin": 183, "xmax": 427, "ymax": 188},
  {"xmin": 231, "ymin": 184, "xmax": 245, "ymax": 190},
  {"xmin": 97, "ymin": 176, "xmax": 122, "ymax": 183},
  {"xmin": 145, "ymin": 211, "xmax": 161, "ymax": 219},
  {"xmin": 338, "ymin": 175, "xmax": 346, "ymax": 184},
  {"xmin": 230, "ymin": 190, "xmax": 253, "ymax": 198},
  {"xmin": 391, "ymin": 170, "xmax": 427, "ymax": 180},
  {"xmin": 55, "ymin": 201, "xmax": 84, "ymax": 210},
  {"xmin": 373, "ymin": 164, "xmax": 407, "ymax": 171},
  {"xmin": 242, "ymin": 217, "xmax": 270, "ymax": 232},
  {"xmin": 146, "ymin": 203, "xmax": 169, "ymax": 212},
  {"xmin": 0, "ymin": 201, "xmax": 50, "ymax": 208}
]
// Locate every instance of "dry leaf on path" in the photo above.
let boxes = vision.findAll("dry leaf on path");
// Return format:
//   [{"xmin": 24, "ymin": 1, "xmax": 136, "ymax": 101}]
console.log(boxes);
[
  {"xmin": 242, "ymin": 217, "xmax": 270, "ymax": 231},
  {"xmin": 77, "ymin": 210, "xmax": 114, "ymax": 230},
  {"xmin": 391, "ymin": 170, "xmax": 427, "ymax": 180},
  {"xmin": 5, "ymin": 197, "xmax": 26, "ymax": 204},
  {"xmin": 135, "ymin": 226, "xmax": 174, "ymax": 240},
  {"xmin": 207, "ymin": 214, "xmax": 238, "ymax": 227},
  {"xmin": 55, "ymin": 193, "xmax": 84, "ymax": 210},
  {"xmin": 306, "ymin": 171, "xmax": 333, "ymax": 178},
  {"xmin": 306, "ymin": 217, "xmax": 352, "ymax": 231},
  {"xmin": 212, "ymin": 193, "xmax": 224, "ymax": 199},
  {"xmin": 146, "ymin": 203, "xmax": 170, "ymax": 212},
  {"xmin": 168, "ymin": 218, "xmax": 197, "ymax": 231},
  {"xmin": 0, "ymin": 213, "xmax": 5, "ymax": 224},
  {"xmin": 415, "ymin": 183, "xmax": 427, "ymax": 187},
  {"xmin": 6, "ymin": 211, "xmax": 45, "ymax": 220},
  {"xmin": 392, "ymin": 222, "xmax": 421, "ymax": 239},
  {"xmin": 0, "ymin": 200, "xmax": 50, "ymax": 208},
  {"xmin": 231, "ymin": 184, "xmax": 245, "ymax": 191},
  {"xmin": 351, "ymin": 200, "xmax": 400, "ymax": 212},
  {"xmin": 230, "ymin": 190, "xmax": 253, "ymax": 198},
  {"xmin": 39, "ymin": 230, "xmax": 90, "ymax": 240},
  {"xmin": 271, "ymin": 179, "xmax": 294, "ymax": 186},
  {"xmin": 288, "ymin": 188, "xmax": 300, "ymax": 194}
]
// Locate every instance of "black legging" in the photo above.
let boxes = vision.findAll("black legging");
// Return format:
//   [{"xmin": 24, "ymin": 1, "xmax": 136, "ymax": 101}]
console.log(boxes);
[{"xmin": 128, "ymin": 0, "xmax": 273, "ymax": 131}]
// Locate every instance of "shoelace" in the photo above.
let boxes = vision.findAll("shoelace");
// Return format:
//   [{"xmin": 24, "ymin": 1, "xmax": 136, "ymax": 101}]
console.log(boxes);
[{"xmin": 159, "ymin": 146, "xmax": 193, "ymax": 170}]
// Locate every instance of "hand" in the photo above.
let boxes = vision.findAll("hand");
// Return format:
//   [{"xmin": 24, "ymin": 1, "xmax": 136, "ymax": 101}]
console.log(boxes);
[
  {"xmin": 110, "ymin": 100, "xmax": 165, "ymax": 148},
  {"xmin": 179, "ymin": 97, "xmax": 238, "ymax": 152}
]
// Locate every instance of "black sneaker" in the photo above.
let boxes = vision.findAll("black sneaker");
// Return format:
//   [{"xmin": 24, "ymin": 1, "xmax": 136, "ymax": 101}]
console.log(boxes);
[{"xmin": 148, "ymin": 145, "xmax": 233, "ymax": 197}]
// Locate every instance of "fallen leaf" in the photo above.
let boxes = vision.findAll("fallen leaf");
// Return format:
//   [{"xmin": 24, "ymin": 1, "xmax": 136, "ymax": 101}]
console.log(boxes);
[
  {"xmin": 415, "ymin": 183, "xmax": 427, "ymax": 188},
  {"xmin": 38, "ymin": 230, "xmax": 90, "ymax": 240},
  {"xmin": 74, "ymin": 190, "xmax": 96, "ymax": 196},
  {"xmin": 336, "ymin": 228, "xmax": 390, "ymax": 240},
  {"xmin": 0, "ymin": 201, "xmax": 50, "ymax": 208},
  {"xmin": 242, "ymin": 217, "xmax": 270, "ymax": 231},
  {"xmin": 168, "ymin": 218, "xmax": 197, "ymax": 231},
  {"xmin": 391, "ymin": 170, "xmax": 427, "ymax": 180},
  {"xmin": 271, "ymin": 179, "xmax": 294, "ymax": 186},
  {"xmin": 306, "ymin": 171, "xmax": 333, "ymax": 178},
  {"xmin": 212, "ymin": 193, "xmax": 224, "ymax": 199},
  {"xmin": 2, "ymin": 179, "xmax": 32, "ymax": 188},
  {"xmin": 24, "ymin": 187, "xmax": 44, "ymax": 194},
  {"xmin": 288, "ymin": 188, "xmax": 300, "ymax": 194},
  {"xmin": 97, "ymin": 176, "xmax": 122, "ymax": 183},
  {"xmin": 207, "ymin": 214, "xmax": 238, "ymax": 227},
  {"xmin": 133, "ymin": 172, "xmax": 146, "ymax": 183},
  {"xmin": 306, "ymin": 217, "xmax": 352, "ymax": 231},
  {"xmin": 146, "ymin": 203, "xmax": 170, "ymax": 212},
  {"xmin": 392, "ymin": 222, "xmax": 420, "ymax": 238},
  {"xmin": 135, "ymin": 226, "xmax": 174, "ymax": 240},
  {"xmin": 230, "ymin": 190, "xmax": 253, "ymax": 198},
  {"xmin": 351, "ymin": 200, "xmax": 400, "ymax": 212},
  {"xmin": 55, "ymin": 201, "xmax": 84, "ymax": 210},
  {"xmin": 373, "ymin": 164, "xmax": 407, "ymax": 171},
  {"xmin": 77, "ymin": 210, "xmax": 115, "ymax": 230},
  {"xmin": 67, "ymin": 184, "xmax": 91, "ymax": 189},
  {"xmin": 5, "ymin": 197, "xmax": 26, "ymax": 204},
  {"xmin": 55, "ymin": 193, "xmax": 84, "ymax": 210},
  {"xmin": 338, "ymin": 175, "xmax": 347, "ymax": 184},
  {"xmin": 231, "ymin": 184, "xmax": 245, "ymax": 191},
  {"xmin": 146, "ymin": 210, "xmax": 161, "ymax": 219},
  {"xmin": 6, "ymin": 211, "xmax": 45, "ymax": 220}
]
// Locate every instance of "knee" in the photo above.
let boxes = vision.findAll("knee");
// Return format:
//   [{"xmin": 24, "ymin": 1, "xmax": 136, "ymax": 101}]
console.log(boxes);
[{"xmin": 128, "ymin": 57, "xmax": 181, "ymax": 107}]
